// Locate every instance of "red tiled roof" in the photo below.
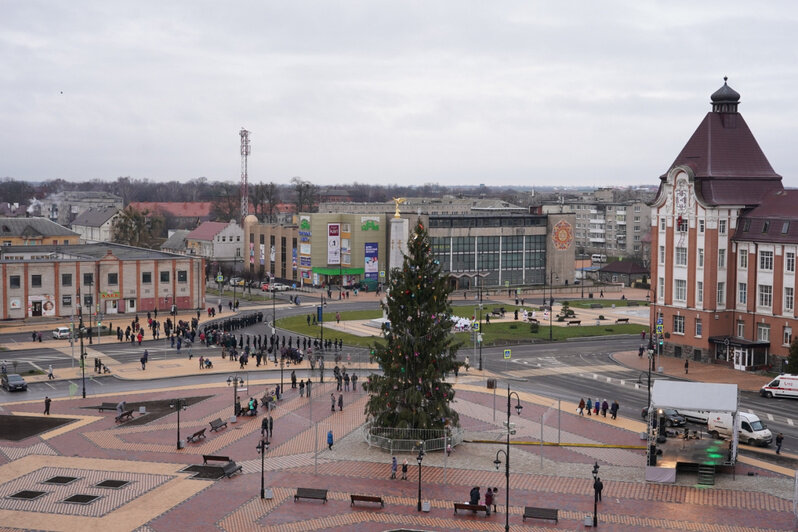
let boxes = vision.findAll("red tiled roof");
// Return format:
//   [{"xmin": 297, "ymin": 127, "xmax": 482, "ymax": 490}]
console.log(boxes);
[
  {"xmin": 128, "ymin": 202, "xmax": 213, "ymax": 218},
  {"xmin": 733, "ymin": 189, "xmax": 798, "ymax": 244},
  {"xmin": 185, "ymin": 221, "xmax": 229, "ymax": 241},
  {"xmin": 663, "ymin": 112, "xmax": 782, "ymax": 206}
]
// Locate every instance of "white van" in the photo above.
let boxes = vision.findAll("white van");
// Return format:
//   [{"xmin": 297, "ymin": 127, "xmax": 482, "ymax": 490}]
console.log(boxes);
[
  {"xmin": 760, "ymin": 374, "xmax": 798, "ymax": 399},
  {"xmin": 707, "ymin": 412, "xmax": 772, "ymax": 447},
  {"xmin": 591, "ymin": 254, "xmax": 607, "ymax": 263}
]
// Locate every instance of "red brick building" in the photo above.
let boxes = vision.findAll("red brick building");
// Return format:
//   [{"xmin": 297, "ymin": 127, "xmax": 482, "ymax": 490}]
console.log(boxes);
[{"xmin": 651, "ymin": 79, "xmax": 795, "ymax": 372}]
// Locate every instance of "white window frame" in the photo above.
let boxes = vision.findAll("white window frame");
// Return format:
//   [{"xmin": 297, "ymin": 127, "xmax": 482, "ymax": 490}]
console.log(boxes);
[
  {"xmin": 698, "ymin": 219, "xmax": 705, "ymax": 233},
  {"xmin": 786, "ymin": 252, "xmax": 795, "ymax": 273},
  {"xmin": 783, "ymin": 326, "xmax": 792, "ymax": 346},
  {"xmin": 658, "ymin": 277, "xmax": 665, "ymax": 300},
  {"xmin": 695, "ymin": 319, "xmax": 702, "ymax": 338},
  {"xmin": 660, "ymin": 217, "xmax": 666, "ymax": 231},
  {"xmin": 698, "ymin": 248, "xmax": 704, "ymax": 268},
  {"xmin": 697, "ymin": 281, "xmax": 703, "ymax": 303},
  {"xmin": 760, "ymin": 250, "xmax": 774, "ymax": 271},
  {"xmin": 659, "ymin": 245, "xmax": 665, "ymax": 265},
  {"xmin": 758, "ymin": 284, "xmax": 773, "ymax": 308},
  {"xmin": 718, "ymin": 219, "xmax": 727, "ymax": 235},
  {"xmin": 736, "ymin": 320, "xmax": 745, "ymax": 338},
  {"xmin": 785, "ymin": 287, "xmax": 794, "ymax": 312},
  {"xmin": 674, "ymin": 279, "xmax": 687, "ymax": 302},
  {"xmin": 718, "ymin": 248, "xmax": 726, "ymax": 269},
  {"xmin": 738, "ymin": 282, "xmax": 747, "ymax": 305},
  {"xmin": 673, "ymin": 315, "xmax": 685, "ymax": 335},
  {"xmin": 717, "ymin": 282, "xmax": 725, "ymax": 305},
  {"xmin": 740, "ymin": 252, "xmax": 747, "ymax": 269},
  {"xmin": 757, "ymin": 323, "xmax": 770, "ymax": 342},
  {"xmin": 675, "ymin": 247, "xmax": 688, "ymax": 266}
]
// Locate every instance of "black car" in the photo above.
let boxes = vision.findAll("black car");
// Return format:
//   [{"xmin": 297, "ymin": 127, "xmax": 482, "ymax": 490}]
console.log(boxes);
[
  {"xmin": 641, "ymin": 407, "xmax": 686, "ymax": 427},
  {"xmin": 1, "ymin": 373, "xmax": 28, "ymax": 392}
]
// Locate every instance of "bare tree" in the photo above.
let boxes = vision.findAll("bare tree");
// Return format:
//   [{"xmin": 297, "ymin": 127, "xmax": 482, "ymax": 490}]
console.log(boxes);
[
  {"xmin": 211, "ymin": 182, "xmax": 240, "ymax": 222},
  {"xmin": 291, "ymin": 176, "xmax": 316, "ymax": 213},
  {"xmin": 263, "ymin": 182, "xmax": 279, "ymax": 222}
]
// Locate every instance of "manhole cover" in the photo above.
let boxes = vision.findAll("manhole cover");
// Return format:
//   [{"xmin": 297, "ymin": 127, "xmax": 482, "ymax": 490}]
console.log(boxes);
[
  {"xmin": 9, "ymin": 490, "xmax": 47, "ymax": 500},
  {"xmin": 62, "ymin": 494, "xmax": 100, "ymax": 504},
  {"xmin": 95, "ymin": 480, "xmax": 130, "ymax": 489},
  {"xmin": 43, "ymin": 476, "xmax": 80, "ymax": 485}
]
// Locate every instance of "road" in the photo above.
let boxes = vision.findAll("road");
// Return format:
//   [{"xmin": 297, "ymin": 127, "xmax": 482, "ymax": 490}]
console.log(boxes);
[{"xmin": 2, "ymin": 302, "xmax": 796, "ymax": 458}]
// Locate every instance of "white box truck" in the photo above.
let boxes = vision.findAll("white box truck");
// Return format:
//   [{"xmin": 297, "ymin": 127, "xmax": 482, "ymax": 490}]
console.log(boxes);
[
  {"xmin": 707, "ymin": 412, "xmax": 772, "ymax": 447},
  {"xmin": 759, "ymin": 374, "xmax": 798, "ymax": 399}
]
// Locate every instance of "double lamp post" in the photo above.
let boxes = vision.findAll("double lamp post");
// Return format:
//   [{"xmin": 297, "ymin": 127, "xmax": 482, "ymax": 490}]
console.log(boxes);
[{"xmin": 493, "ymin": 385, "xmax": 523, "ymax": 532}]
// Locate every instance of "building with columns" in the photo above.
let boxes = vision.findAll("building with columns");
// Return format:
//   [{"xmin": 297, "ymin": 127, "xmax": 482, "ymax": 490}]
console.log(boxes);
[{"xmin": 650, "ymin": 79, "xmax": 796, "ymax": 372}]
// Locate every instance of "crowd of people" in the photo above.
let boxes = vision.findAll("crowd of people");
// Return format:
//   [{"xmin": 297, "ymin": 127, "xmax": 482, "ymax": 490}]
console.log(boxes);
[{"xmin": 577, "ymin": 398, "xmax": 620, "ymax": 419}]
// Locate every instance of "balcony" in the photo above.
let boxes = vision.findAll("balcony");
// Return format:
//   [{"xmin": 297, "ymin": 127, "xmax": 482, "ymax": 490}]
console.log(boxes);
[
  {"xmin": 589, "ymin": 218, "xmax": 605, "ymax": 225},
  {"xmin": 589, "ymin": 237, "xmax": 606, "ymax": 243}
]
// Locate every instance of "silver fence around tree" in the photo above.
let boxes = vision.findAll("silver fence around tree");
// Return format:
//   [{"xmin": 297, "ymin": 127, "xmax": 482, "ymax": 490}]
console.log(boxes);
[{"xmin": 363, "ymin": 423, "xmax": 465, "ymax": 453}]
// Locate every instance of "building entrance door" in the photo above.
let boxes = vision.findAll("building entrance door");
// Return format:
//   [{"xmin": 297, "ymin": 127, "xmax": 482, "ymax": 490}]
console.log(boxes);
[
  {"xmin": 31, "ymin": 301, "xmax": 42, "ymax": 317},
  {"xmin": 733, "ymin": 348, "xmax": 746, "ymax": 370}
]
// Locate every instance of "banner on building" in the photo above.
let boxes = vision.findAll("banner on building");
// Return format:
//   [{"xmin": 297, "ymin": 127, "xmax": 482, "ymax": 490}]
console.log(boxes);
[
  {"xmin": 249, "ymin": 242, "xmax": 255, "ymax": 264},
  {"xmin": 292, "ymin": 248, "xmax": 297, "ymax": 270},
  {"xmin": 260, "ymin": 243, "xmax": 265, "ymax": 266},
  {"xmin": 327, "ymin": 223, "xmax": 340, "ymax": 264},
  {"xmin": 365, "ymin": 242, "xmax": 379, "ymax": 280},
  {"xmin": 300, "ymin": 244, "xmax": 311, "ymax": 255},
  {"xmin": 270, "ymin": 245, "xmax": 276, "ymax": 263},
  {"xmin": 300, "ymin": 256, "xmax": 312, "ymax": 267}
]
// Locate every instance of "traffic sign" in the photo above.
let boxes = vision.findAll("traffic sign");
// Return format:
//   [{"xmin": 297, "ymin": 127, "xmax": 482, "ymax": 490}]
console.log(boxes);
[
  {"xmin": 473, "ymin": 322, "xmax": 480, "ymax": 332},
  {"xmin": 379, "ymin": 270, "xmax": 385, "ymax": 278},
  {"xmin": 656, "ymin": 324, "xmax": 663, "ymax": 334},
  {"xmin": 503, "ymin": 349, "xmax": 511, "ymax": 359},
  {"xmin": 216, "ymin": 273, "xmax": 224, "ymax": 283},
  {"xmin": 657, "ymin": 318, "xmax": 663, "ymax": 325}
]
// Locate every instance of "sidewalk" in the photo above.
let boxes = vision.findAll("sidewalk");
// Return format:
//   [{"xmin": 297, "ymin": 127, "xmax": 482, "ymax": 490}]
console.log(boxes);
[{"xmin": 612, "ymin": 350, "xmax": 771, "ymax": 393}]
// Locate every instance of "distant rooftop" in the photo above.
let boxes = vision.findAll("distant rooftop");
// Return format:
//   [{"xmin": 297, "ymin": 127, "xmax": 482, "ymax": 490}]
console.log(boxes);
[
  {"xmin": 0, "ymin": 217, "xmax": 78, "ymax": 238},
  {"xmin": 0, "ymin": 242, "xmax": 190, "ymax": 262},
  {"xmin": 71, "ymin": 206, "xmax": 120, "ymax": 228}
]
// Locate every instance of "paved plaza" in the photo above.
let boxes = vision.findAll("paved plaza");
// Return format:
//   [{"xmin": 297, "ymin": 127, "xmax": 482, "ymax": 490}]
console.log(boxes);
[{"xmin": 0, "ymin": 367, "xmax": 796, "ymax": 532}]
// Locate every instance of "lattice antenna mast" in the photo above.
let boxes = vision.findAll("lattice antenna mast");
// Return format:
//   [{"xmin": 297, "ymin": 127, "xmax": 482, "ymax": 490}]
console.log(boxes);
[{"xmin": 239, "ymin": 128, "xmax": 251, "ymax": 223}]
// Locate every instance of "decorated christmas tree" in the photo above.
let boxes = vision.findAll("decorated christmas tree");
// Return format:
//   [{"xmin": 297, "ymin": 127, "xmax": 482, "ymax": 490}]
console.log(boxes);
[{"xmin": 364, "ymin": 219, "xmax": 462, "ymax": 430}]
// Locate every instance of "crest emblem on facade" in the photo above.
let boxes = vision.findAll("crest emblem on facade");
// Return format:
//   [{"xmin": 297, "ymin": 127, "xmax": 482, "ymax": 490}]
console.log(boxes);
[{"xmin": 552, "ymin": 220, "xmax": 573, "ymax": 250}]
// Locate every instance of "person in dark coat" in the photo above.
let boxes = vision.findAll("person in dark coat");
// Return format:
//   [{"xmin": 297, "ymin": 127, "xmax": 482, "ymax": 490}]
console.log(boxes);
[
  {"xmin": 401, "ymin": 459, "xmax": 408, "ymax": 480},
  {"xmin": 331, "ymin": 393, "xmax": 336, "ymax": 412},
  {"xmin": 469, "ymin": 486, "xmax": 480, "ymax": 508},
  {"xmin": 291, "ymin": 370, "xmax": 297, "ymax": 389},
  {"xmin": 610, "ymin": 400, "xmax": 619, "ymax": 420},
  {"xmin": 327, "ymin": 430, "xmax": 334, "ymax": 450},
  {"xmin": 601, "ymin": 400, "xmax": 609, "ymax": 417},
  {"xmin": 338, "ymin": 393, "xmax": 343, "ymax": 411},
  {"xmin": 268, "ymin": 415, "xmax": 274, "ymax": 438},
  {"xmin": 594, "ymin": 477, "xmax": 603, "ymax": 501},
  {"xmin": 43, "ymin": 396, "xmax": 51, "ymax": 415}
]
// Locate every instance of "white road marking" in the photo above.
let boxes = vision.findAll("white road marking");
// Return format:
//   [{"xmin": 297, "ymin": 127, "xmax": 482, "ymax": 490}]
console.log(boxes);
[
  {"xmin": 44, "ymin": 382, "xmax": 56, "ymax": 390},
  {"xmin": 787, "ymin": 419, "xmax": 794, "ymax": 426},
  {"xmin": 766, "ymin": 413, "xmax": 774, "ymax": 421}
]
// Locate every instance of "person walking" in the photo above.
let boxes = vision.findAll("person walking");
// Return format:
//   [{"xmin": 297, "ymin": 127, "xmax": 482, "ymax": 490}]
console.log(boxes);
[
  {"xmin": 268, "ymin": 415, "xmax": 274, "ymax": 438},
  {"xmin": 401, "ymin": 459, "xmax": 408, "ymax": 480},
  {"xmin": 484, "ymin": 486, "xmax": 493, "ymax": 516},
  {"xmin": 140, "ymin": 350, "xmax": 148, "ymax": 370},
  {"xmin": 776, "ymin": 432, "xmax": 784, "ymax": 454},
  {"xmin": 330, "ymin": 393, "xmax": 336, "ymax": 412},
  {"xmin": 586, "ymin": 398, "xmax": 592, "ymax": 416},
  {"xmin": 601, "ymin": 400, "xmax": 609, "ymax": 417},
  {"xmin": 291, "ymin": 370, "xmax": 297, "ymax": 389},
  {"xmin": 47, "ymin": 364, "xmax": 54, "ymax": 380},
  {"xmin": 594, "ymin": 477, "xmax": 604, "ymax": 502},
  {"xmin": 578, "ymin": 398, "xmax": 586, "ymax": 416},
  {"xmin": 327, "ymin": 430, "xmax": 334, "ymax": 450},
  {"xmin": 338, "ymin": 393, "xmax": 343, "ymax": 411},
  {"xmin": 306, "ymin": 379, "xmax": 312, "ymax": 398},
  {"xmin": 610, "ymin": 400, "xmax": 619, "ymax": 420},
  {"xmin": 351, "ymin": 373, "xmax": 358, "ymax": 391},
  {"xmin": 685, "ymin": 359, "xmax": 689, "ymax": 374},
  {"xmin": 299, "ymin": 379, "xmax": 305, "ymax": 397},
  {"xmin": 594, "ymin": 398, "xmax": 600, "ymax": 416},
  {"xmin": 390, "ymin": 456, "xmax": 398, "ymax": 479},
  {"xmin": 43, "ymin": 396, "xmax": 51, "ymax": 415}
]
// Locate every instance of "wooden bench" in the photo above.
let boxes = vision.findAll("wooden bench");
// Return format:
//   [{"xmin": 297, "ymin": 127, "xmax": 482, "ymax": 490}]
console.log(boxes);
[
  {"xmin": 490, "ymin": 308, "xmax": 504, "ymax": 317},
  {"xmin": 209, "ymin": 418, "xmax": 228, "ymax": 432},
  {"xmin": 350, "ymin": 494, "xmax": 384, "ymax": 508},
  {"xmin": 615, "ymin": 318, "xmax": 630, "ymax": 324},
  {"xmin": 202, "ymin": 454, "xmax": 230, "ymax": 465},
  {"xmin": 115, "ymin": 410, "xmax": 134, "ymax": 423},
  {"xmin": 627, "ymin": 301, "xmax": 639, "ymax": 307},
  {"xmin": 187, "ymin": 428, "xmax": 206, "ymax": 443},
  {"xmin": 528, "ymin": 318, "xmax": 539, "ymax": 324},
  {"xmin": 98, "ymin": 402, "xmax": 118, "ymax": 412},
  {"xmin": 523, "ymin": 506, "xmax": 558, "ymax": 523},
  {"xmin": 590, "ymin": 303, "xmax": 603, "ymax": 309},
  {"xmin": 294, "ymin": 487, "xmax": 328, "ymax": 503},
  {"xmin": 221, "ymin": 461, "xmax": 242, "ymax": 478},
  {"xmin": 567, "ymin": 320, "xmax": 581, "ymax": 326},
  {"xmin": 453, "ymin": 502, "xmax": 489, "ymax": 515}
]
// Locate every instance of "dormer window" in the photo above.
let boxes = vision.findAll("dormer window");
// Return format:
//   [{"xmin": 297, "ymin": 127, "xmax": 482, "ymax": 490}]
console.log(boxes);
[
  {"xmin": 762, "ymin": 221, "xmax": 770, "ymax": 233},
  {"xmin": 782, "ymin": 221, "xmax": 790, "ymax": 234}
]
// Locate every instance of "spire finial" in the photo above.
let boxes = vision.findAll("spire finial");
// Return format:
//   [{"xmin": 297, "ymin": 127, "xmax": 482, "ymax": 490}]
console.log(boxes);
[{"xmin": 724, "ymin": 76, "xmax": 728, "ymax": 83}]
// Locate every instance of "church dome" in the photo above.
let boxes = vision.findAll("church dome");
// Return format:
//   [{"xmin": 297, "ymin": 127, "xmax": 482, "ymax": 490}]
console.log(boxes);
[{"xmin": 711, "ymin": 77, "xmax": 740, "ymax": 112}]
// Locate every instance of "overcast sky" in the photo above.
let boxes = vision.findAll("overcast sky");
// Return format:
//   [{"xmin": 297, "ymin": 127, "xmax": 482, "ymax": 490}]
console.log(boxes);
[{"xmin": 2, "ymin": 2, "xmax": 797, "ymax": 188}]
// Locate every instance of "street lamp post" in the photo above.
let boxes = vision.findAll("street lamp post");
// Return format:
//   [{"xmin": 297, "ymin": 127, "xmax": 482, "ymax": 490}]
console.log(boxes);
[
  {"xmin": 256, "ymin": 437, "xmax": 270, "ymax": 498},
  {"xmin": 170, "ymin": 398, "xmax": 187, "ymax": 449},
  {"xmin": 493, "ymin": 385, "xmax": 523, "ymax": 532},
  {"xmin": 592, "ymin": 461, "xmax": 600, "ymax": 527},
  {"xmin": 226, "ymin": 375, "xmax": 244, "ymax": 417},
  {"xmin": 478, "ymin": 272, "xmax": 483, "ymax": 371},
  {"xmin": 416, "ymin": 442, "xmax": 425, "ymax": 512},
  {"xmin": 78, "ymin": 313, "xmax": 87, "ymax": 399}
]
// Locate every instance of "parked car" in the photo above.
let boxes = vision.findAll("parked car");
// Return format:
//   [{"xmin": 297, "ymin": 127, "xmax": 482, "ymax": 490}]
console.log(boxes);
[
  {"xmin": 708, "ymin": 412, "xmax": 773, "ymax": 447},
  {"xmin": 1, "ymin": 373, "xmax": 27, "ymax": 391},
  {"xmin": 52, "ymin": 327, "xmax": 72, "ymax": 339},
  {"xmin": 260, "ymin": 283, "xmax": 271, "ymax": 291},
  {"xmin": 678, "ymin": 409, "xmax": 711, "ymax": 424},
  {"xmin": 641, "ymin": 407, "xmax": 686, "ymax": 427},
  {"xmin": 271, "ymin": 283, "xmax": 289, "ymax": 291},
  {"xmin": 229, "ymin": 277, "xmax": 244, "ymax": 287}
]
